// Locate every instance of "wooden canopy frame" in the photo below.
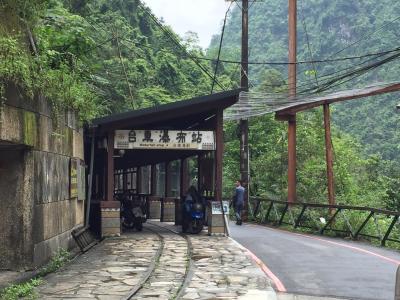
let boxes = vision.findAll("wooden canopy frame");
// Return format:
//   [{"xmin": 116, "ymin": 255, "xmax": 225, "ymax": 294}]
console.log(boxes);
[{"xmin": 87, "ymin": 90, "xmax": 241, "ymax": 205}]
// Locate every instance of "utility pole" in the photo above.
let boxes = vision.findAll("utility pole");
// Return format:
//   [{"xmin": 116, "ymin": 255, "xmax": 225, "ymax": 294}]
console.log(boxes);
[
  {"xmin": 240, "ymin": 0, "xmax": 250, "ymax": 219},
  {"xmin": 287, "ymin": 0, "xmax": 297, "ymax": 203}
]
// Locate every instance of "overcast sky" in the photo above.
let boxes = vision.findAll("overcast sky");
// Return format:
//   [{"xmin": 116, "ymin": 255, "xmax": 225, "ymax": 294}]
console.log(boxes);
[{"xmin": 142, "ymin": 0, "xmax": 231, "ymax": 49}]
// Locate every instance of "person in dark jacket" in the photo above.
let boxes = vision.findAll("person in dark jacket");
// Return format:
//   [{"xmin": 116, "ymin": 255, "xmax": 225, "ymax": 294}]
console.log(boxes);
[{"xmin": 233, "ymin": 180, "xmax": 245, "ymax": 225}]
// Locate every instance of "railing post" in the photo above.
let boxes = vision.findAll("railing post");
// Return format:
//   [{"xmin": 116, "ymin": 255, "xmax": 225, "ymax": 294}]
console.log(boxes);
[
  {"xmin": 278, "ymin": 203, "xmax": 289, "ymax": 226},
  {"xmin": 320, "ymin": 208, "xmax": 341, "ymax": 235},
  {"xmin": 354, "ymin": 211, "xmax": 374, "ymax": 239},
  {"xmin": 294, "ymin": 204, "xmax": 307, "ymax": 228},
  {"xmin": 382, "ymin": 215, "xmax": 399, "ymax": 246},
  {"xmin": 263, "ymin": 201, "xmax": 274, "ymax": 223},
  {"xmin": 395, "ymin": 265, "xmax": 400, "ymax": 300},
  {"xmin": 253, "ymin": 199, "xmax": 261, "ymax": 218}
]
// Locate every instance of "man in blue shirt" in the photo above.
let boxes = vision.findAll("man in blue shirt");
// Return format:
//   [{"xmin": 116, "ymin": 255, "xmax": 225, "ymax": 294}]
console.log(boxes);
[{"xmin": 233, "ymin": 180, "xmax": 245, "ymax": 225}]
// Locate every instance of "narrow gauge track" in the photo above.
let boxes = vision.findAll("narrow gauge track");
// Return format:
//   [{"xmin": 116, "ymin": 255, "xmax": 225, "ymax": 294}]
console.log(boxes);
[{"xmin": 124, "ymin": 222, "xmax": 193, "ymax": 300}]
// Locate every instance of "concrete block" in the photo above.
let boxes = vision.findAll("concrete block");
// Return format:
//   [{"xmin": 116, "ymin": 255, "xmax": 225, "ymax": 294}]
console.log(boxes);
[
  {"xmin": 76, "ymin": 200, "xmax": 84, "ymax": 225},
  {"xmin": 101, "ymin": 227, "xmax": 121, "ymax": 237},
  {"xmin": 23, "ymin": 110, "xmax": 38, "ymax": 147},
  {"xmin": 0, "ymin": 105, "xmax": 22, "ymax": 143},
  {"xmin": 33, "ymin": 225, "xmax": 79, "ymax": 267},
  {"xmin": 101, "ymin": 211, "xmax": 120, "ymax": 218},
  {"xmin": 73, "ymin": 130, "xmax": 84, "ymax": 160},
  {"xmin": 101, "ymin": 218, "xmax": 121, "ymax": 228},
  {"xmin": 38, "ymin": 115, "xmax": 50, "ymax": 152}
]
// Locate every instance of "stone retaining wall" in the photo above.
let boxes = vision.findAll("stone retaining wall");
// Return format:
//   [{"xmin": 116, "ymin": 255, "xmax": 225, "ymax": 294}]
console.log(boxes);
[{"xmin": 0, "ymin": 84, "xmax": 85, "ymax": 270}]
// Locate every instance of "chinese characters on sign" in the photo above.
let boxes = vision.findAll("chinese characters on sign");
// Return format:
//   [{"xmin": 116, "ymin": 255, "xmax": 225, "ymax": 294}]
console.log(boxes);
[
  {"xmin": 114, "ymin": 130, "xmax": 215, "ymax": 150},
  {"xmin": 211, "ymin": 201, "xmax": 229, "ymax": 215}
]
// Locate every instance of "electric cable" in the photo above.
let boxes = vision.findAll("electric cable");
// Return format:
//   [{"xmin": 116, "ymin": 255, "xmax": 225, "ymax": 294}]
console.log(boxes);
[{"xmin": 211, "ymin": 2, "xmax": 233, "ymax": 93}]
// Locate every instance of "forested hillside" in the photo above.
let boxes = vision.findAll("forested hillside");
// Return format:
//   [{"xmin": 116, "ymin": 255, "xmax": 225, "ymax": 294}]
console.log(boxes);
[
  {"xmin": 0, "ymin": 0, "xmax": 232, "ymax": 121},
  {"xmin": 208, "ymin": 0, "xmax": 400, "ymax": 161}
]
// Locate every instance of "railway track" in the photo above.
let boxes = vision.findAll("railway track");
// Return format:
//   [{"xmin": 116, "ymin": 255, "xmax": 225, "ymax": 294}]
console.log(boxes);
[{"xmin": 124, "ymin": 222, "xmax": 193, "ymax": 300}]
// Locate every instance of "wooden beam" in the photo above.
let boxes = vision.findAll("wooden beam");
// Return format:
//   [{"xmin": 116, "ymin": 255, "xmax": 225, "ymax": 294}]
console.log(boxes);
[
  {"xmin": 106, "ymin": 132, "xmax": 114, "ymax": 201},
  {"xmin": 323, "ymin": 104, "xmax": 335, "ymax": 206},
  {"xmin": 275, "ymin": 113, "xmax": 295, "ymax": 122},
  {"xmin": 277, "ymin": 83, "xmax": 400, "ymax": 115}
]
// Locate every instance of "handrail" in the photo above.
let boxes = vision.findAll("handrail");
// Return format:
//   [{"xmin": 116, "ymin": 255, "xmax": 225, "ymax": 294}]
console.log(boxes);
[
  {"xmin": 245, "ymin": 197, "xmax": 400, "ymax": 247},
  {"xmin": 250, "ymin": 197, "xmax": 400, "ymax": 216}
]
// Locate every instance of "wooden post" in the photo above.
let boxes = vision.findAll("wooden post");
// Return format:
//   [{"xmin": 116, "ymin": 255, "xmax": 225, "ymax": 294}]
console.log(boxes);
[
  {"xmin": 288, "ymin": 116, "xmax": 297, "ymax": 203},
  {"xmin": 151, "ymin": 164, "xmax": 156, "ymax": 195},
  {"xmin": 287, "ymin": 0, "xmax": 297, "ymax": 203},
  {"xmin": 240, "ymin": 0, "xmax": 250, "ymax": 220},
  {"xmin": 137, "ymin": 166, "xmax": 142, "ymax": 194},
  {"xmin": 215, "ymin": 110, "xmax": 224, "ymax": 202},
  {"xmin": 106, "ymin": 132, "xmax": 114, "ymax": 201},
  {"xmin": 288, "ymin": 0, "xmax": 297, "ymax": 97},
  {"xmin": 180, "ymin": 158, "xmax": 189, "ymax": 197},
  {"xmin": 395, "ymin": 265, "xmax": 400, "ymax": 300},
  {"xmin": 323, "ymin": 104, "xmax": 335, "ymax": 206},
  {"xmin": 197, "ymin": 154, "xmax": 203, "ymax": 194},
  {"xmin": 165, "ymin": 161, "xmax": 171, "ymax": 197}
]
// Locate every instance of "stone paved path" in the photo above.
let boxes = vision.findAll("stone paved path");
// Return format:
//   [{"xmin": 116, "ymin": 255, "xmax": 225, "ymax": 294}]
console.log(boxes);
[
  {"xmin": 131, "ymin": 223, "xmax": 188, "ymax": 299},
  {"xmin": 32, "ymin": 222, "xmax": 276, "ymax": 299},
  {"xmin": 181, "ymin": 235, "xmax": 275, "ymax": 300},
  {"xmin": 34, "ymin": 231, "xmax": 160, "ymax": 299}
]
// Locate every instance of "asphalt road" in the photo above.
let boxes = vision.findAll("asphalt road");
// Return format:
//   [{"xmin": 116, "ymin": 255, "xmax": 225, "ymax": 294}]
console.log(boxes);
[{"xmin": 229, "ymin": 222, "xmax": 400, "ymax": 300}]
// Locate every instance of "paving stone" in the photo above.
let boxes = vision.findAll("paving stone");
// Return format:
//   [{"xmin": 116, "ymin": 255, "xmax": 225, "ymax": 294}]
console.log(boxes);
[{"xmin": 34, "ymin": 231, "xmax": 160, "ymax": 299}]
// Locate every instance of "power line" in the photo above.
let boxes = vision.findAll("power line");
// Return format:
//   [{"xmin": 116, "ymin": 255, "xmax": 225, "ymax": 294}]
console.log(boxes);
[
  {"xmin": 137, "ymin": 0, "xmax": 226, "ymax": 91},
  {"xmin": 211, "ymin": 2, "xmax": 233, "ymax": 93},
  {"xmin": 300, "ymin": 0, "xmax": 318, "ymax": 87},
  {"xmin": 200, "ymin": 47, "xmax": 400, "ymax": 65},
  {"xmin": 327, "ymin": 15, "xmax": 400, "ymax": 59}
]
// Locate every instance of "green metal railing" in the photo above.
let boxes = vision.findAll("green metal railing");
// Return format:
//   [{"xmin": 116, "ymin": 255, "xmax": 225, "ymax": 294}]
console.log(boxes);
[{"xmin": 248, "ymin": 197, "xmax": 400, "ymax": 246}]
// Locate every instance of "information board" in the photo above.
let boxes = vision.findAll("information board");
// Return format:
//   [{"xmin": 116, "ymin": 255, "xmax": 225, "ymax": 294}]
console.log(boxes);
[
  {"xmin": 70, "ymin": 158, "xmax": 78, "ymax": 199},
  {"xmin": 114, "ymin": 130, "xmax": 215, "ymax": 150},
  {"xmin": 211, "ymin": 201, "xmax": 229, "ymax": 215}
]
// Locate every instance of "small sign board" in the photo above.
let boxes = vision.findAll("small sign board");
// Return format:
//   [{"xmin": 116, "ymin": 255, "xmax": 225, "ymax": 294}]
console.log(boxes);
[
  {"xmin": 211, "ymin": 201, "xmax": 229, "ymax": 215},
  {"xmin": 114, "ymin": 130, "xmax": 215, "ymax": 150},
  {"xmin": 70, "ymin": 158, "xmax": 78, "ymax": 199}
]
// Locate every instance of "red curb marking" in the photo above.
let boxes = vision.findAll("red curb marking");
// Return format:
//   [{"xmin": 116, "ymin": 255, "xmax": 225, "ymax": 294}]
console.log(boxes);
[
  {"xmin": 230, "ymin": 237, "xmax": 287, "ymax": 292},
  {"xmin": 246, "ymin": 248, "xmax": 287, "ymax": 292}
]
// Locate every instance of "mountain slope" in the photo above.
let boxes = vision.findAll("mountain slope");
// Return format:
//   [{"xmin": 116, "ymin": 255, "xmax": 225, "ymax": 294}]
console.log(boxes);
[{"xmin": 208, "ymin": 0, "xmax": 400, "ymax": 160}]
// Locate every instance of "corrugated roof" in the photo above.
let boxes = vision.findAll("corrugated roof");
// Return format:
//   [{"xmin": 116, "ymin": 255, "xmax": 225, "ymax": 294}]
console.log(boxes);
[
  {"xmin": 91, "ymin": 89, "xmax": 241, "ymax": 129},
  {"xmin": 224, "ymin": 82, "xmax": 400, "ymax": 120}
]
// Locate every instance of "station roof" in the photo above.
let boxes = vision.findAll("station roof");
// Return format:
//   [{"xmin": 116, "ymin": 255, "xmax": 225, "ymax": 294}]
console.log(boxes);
[
  {"xmin": 91, "ymin": 89, "xmax": 241, "ymax": 133},
  {"xmin": 224, "ymin": 82, "xmax": 400, "ymax": 120}
]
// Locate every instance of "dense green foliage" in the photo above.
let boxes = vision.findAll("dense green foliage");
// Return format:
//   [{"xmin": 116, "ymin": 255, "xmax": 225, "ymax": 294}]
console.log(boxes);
[
  {"xmin": 0, "ymin": 249, "xmax": 70, "ymax": 300},
  {"xmin": 0, "ymin": 278, "xmax": 43, "ymax": 300},
  {"xmin": 0, "ymin": 0, "xmax": 229, "ymax": 120},
  {"xmin": 209, "ymin": 0, "xmax": 400, "ymax": 211}
]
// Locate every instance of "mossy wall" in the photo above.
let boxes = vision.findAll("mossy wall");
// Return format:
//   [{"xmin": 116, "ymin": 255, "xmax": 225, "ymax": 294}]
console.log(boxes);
[{"xmin": 0, "ymin": 84, "xmax": 85, "ymax": 270}]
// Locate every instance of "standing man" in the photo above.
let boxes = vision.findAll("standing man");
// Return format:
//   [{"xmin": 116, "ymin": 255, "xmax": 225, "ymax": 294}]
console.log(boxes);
[{"xmin": 233, "ymin": 180, "xmax": 245, "ymax": 225}]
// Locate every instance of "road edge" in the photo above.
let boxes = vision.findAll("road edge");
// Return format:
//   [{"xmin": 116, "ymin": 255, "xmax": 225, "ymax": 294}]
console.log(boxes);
[{"xmin": 228, "ymin": 236, "xmax": 287, "ymax": 293}]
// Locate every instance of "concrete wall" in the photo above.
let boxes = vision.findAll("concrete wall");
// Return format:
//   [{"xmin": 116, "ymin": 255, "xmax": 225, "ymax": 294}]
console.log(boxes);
[
  {"xmin": 0, "ymin": 84, "xmax": 85, "ymax": 270},
  {"xmin": 0, "ymin": 150, "xmax": 34, "ymax": 269}
]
